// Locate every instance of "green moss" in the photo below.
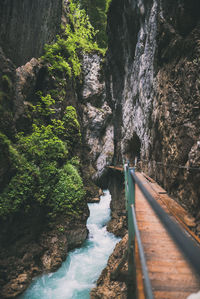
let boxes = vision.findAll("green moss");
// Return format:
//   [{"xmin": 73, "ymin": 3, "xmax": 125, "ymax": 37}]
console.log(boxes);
[
  {"xmin": 33, "ymin": 94, "xmax": 55, "ymax": 117},
  {"xmin": 48, "ymin": 88, "xmax": 66, "ymax": 102}
]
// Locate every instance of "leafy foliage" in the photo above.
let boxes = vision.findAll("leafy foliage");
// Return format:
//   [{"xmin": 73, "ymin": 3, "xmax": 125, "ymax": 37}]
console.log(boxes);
[
  {"xmin": 41, "ymin": 0, "xmax": 101, "ymax": 77},
  {"xmin": 49, "ymin": 163, "xmax": 85, "ymax": 216},
  {"xmin": 62, "ymin": 106, "xmax": 81, "ymax": 152},
  {"xmin": 80, "ymin": 0, "xmax": 112, "ymax": 48},
  {"xmin": 17, "ymin": 125, "xmax": 68, "ymax": 165},
  {"xmin": 31, "ymin": 90, "xmax": 81, "ymax": 154},
  {"xmin": 0, "ymin": 133, "xmax": 39, "ymax": 217},
  {"xmin": 33, "ymin": 94, "xmax": 56, "ymax": 117},
  {"xmin": 0, "ymin": 103, "xmax": 83, "ymax": 219},
  {"xmin": 0, "ymin": 125, "xmax": 85, "ymax": 219},
  {"xmin": 0, "ymin": 0, "xmax": 105, "ymax": 221}
]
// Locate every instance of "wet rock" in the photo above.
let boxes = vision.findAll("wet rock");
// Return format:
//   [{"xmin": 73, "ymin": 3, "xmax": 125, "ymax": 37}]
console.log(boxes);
[
  {"xmin": 0, "ymin": 47, "xmax": 16, "ymax": 139},
  {"xmin": 107, "ymin": 169, "xmax": 127, "ymax": 237},
  {"xmin": 90, "ymin": 235, "xmax": 128, "ymax": 299},
  {"xmin": 0, "ymin": 207, "xmax": 89, "ymax": 298},
  {"xmin": 107, "ymin": 213, "xmax": 127, "ymax": 238},
  {"xmin": 1, "ymin": 273, "xmax": 30, "ymax": 298},
  {"xmin": 66, "ymin": 227, "xmax": 89, "ymax": 250}
]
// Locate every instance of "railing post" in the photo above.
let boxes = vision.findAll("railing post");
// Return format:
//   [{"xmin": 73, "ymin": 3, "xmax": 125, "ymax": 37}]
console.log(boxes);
[
  {"xmin": 124, "ymin": 164, "xmax": 137, "ymax": 297},
  {"xmin": 124, "ymin": 163, "xmax": 128, "ymax": 210}
]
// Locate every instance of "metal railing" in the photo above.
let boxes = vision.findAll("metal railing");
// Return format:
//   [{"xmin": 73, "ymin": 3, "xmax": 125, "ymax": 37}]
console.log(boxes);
[{"xmin": 124, "ymin": 163, "xmax": 200, "ymax": 298}]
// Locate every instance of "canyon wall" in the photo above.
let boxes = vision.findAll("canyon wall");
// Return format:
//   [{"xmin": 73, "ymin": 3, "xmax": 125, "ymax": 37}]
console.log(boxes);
[
  {"xmin": 80, "ymin": 54, "xmax": 114, "ymax": 188},
  {"xmin": 0, "ymin": 0, "xmax": 62, "ymax": 66},
  {"xmin": 106, "ymin": 0, "xmax": 200, "ymax": 217}
]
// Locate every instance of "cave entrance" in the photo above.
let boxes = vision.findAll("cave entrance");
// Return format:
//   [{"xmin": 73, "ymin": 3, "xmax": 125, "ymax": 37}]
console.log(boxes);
[{"xmin": 125, "ymin": 132, "xmax": 141, "ymax": 164}]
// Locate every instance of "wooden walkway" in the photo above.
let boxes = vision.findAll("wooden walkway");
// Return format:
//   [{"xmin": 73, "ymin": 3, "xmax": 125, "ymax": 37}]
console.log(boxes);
[
  {"xmin": 135, "ymin": 172, "xmax": 200, "ymax": 299},
  {"xmin": 108, "ymin": 166, "xmax": 200, "ymax": 298}
]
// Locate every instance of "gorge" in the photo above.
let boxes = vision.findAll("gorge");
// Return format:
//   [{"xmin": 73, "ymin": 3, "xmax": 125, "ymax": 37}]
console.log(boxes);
[{"xmin": 0, "ymin": 0, "xmax": 200, "ymax": 298}]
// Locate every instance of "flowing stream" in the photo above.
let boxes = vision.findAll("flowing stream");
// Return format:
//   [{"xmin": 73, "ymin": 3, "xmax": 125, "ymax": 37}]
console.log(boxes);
[{"xmin": 20, "ymin": 190, "xmax": 120, "ymax": 299}]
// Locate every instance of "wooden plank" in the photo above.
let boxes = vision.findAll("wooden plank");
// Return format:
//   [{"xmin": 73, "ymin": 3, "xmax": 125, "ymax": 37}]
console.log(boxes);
[
  {"xmin": 141, "ymin": 172, "xmax": 196, "ymax": 228},
  {"xmin": 137, "ymin": 173, "xmax": 199, "ymax": 246},
  {"xmin": 154, "ymin": 291, "xmax": 197, "ymax": 299},
  {"xmin": 134, "ymin": 175, "xmax": 200, "ymax": 298}
]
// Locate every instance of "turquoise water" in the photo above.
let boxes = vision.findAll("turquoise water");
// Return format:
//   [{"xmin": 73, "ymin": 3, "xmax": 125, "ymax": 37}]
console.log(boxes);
[{"xmin": 20, "ymin": 190, "xmax": 120, "ymax": 299}]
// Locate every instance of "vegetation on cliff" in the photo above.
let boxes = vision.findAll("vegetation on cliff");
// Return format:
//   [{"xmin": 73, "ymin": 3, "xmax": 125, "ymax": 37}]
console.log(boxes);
[
  {"xmin": 42, "ymin": 0, "xmax": 101, "ymax": 79},
  {"xmin": 0, "ymin": 0, "xmax": 103, "ymax": 221},
  {"xmin": 0, "ymin": 106, "xmax": 84, "ymax": 219},
  {"xmin": 80, "ymin": 0, "xmax": 111, "ymax": 48}
]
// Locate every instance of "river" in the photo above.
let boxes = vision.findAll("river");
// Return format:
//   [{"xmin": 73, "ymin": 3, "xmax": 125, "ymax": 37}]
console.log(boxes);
[{"xmin": 20, "ymin": 190, "xmax": 120, "ymax": 299}]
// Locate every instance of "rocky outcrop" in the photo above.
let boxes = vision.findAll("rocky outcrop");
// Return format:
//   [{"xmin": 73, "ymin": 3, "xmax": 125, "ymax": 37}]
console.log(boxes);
[
  {"xmin": 0, "ymin": 47, "xmax": 16, "ymax": 139},
  {"xmin": 106, "ymin": 0, "xmax": 200, "ymax": 217},
  {"xmin": 0, "ymin": 0, "xmax": 62, "ymax": 66},
  {"xmin": 107, "ymin": 169, "xmax": 127, "ymax": 237},
  {"xmin": 81, "ymin": 54, "xmax": 114, "ymax": 187},
  {"xmin": 90, "ymin": 234, "xmax": 128, "ymax": 299},
  {"xmin": 0, "ymin": 209, "xmax": 89, "ymax": 298}
]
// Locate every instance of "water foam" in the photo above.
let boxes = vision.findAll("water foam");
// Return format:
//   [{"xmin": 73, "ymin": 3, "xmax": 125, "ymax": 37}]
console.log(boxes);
[{"xmin": 20, "ymin": 190, "xmax": 120, "ymax": 299}]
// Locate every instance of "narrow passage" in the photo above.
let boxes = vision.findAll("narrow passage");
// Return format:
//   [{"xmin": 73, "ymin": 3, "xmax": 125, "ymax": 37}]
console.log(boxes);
[{"xmin": 20, "ymin": 190, "xmax": 120, "ymax": 299}]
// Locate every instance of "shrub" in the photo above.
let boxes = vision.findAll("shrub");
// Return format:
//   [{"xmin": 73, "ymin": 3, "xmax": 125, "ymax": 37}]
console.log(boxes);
[
  {"xmin": 17, "ymin": 124, "xmax": 68, "ymax": 166},
  {"xmin": 33, "ymin": 94, "xmax": 56, "ymax": 117},
  {"xmin": 49, "ymin": 163, "xmax": 85, "ymax": 216},
  {"xmin": 0, "ymin": 134, "xmax": 39, "ymax": 217},
  {"xmin": 62, "ymin": 106, "xmax": 81, "ymax": 149},
  {"xmin": 0, "ymin": 125, "xmax": 85, "ymax": 219}
]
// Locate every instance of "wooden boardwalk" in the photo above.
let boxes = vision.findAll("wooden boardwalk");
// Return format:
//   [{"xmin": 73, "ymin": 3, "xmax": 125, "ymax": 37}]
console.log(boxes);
[{"xmin": 135, "ymin": 172, "xmax": 200, "ymax": 299}]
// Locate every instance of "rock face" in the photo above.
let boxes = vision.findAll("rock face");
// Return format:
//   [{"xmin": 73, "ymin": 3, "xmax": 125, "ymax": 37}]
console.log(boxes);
[
  {"xmin": 0, "ymin": 0, "xmax": 62, "ymax": 66},
  {"xmin": 0, "ymin": 47, "xmax": 16, "ymax": 140},
  {"xmin": 106, "ymin": 0, "xmax": 200, "ymax": 216},
  {"xmin": 0, "ymin": 210, "xmax": 89, "ymax": 298},
  {"xmin": 90, "ymin": 234, "xmax": 128, "ymax": 299},
  {"xmin": 81, "ymin": 54, "xmax": 114, "ymax": 187},
  {"xmin": 107, "ymin": 169, "xmax": 127, "ymax": 237}
]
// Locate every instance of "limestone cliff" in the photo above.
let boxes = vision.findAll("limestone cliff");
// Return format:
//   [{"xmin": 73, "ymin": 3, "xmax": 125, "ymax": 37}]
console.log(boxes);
[
  {"xmin": 106, "ymin": 0, "xmax": 200, "ymax": 218},
  {"xmin": 80, "ymin": 54, "xmax": 114, "ymax": 188},
  {"xmin": 0, "ymin": 0, "xmax": 62, "ymax": 66}
]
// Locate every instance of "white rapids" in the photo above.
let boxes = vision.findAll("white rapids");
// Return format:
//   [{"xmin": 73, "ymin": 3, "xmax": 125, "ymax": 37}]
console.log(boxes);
[{"xmin": 20, "ymin": 190, "xmax": 120, "ymax": 299}]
